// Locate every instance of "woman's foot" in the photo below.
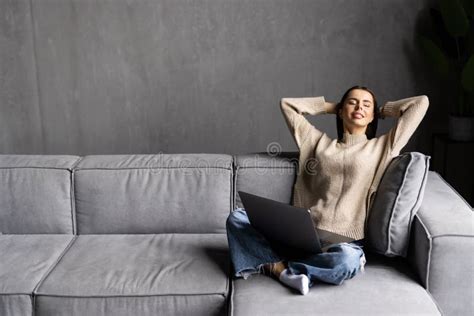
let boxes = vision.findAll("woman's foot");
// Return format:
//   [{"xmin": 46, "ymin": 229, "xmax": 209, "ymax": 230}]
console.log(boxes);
[
  {"xmin": 262, "ymin": 261, "xmax": 310, "ymax": 295},
  {"xmin": 279, "ymin": 269, "xmax": 310, "ymax": 295}
]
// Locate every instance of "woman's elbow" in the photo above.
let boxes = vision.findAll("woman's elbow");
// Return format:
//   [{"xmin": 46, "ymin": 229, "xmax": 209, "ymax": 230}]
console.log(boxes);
[
  {"xmin": 415, "ymin": 95, "xmax": 429, "ymax": 115},
  {"xmin": 419, "ymin": 95, "xmax": 429, "ymax": 109}
]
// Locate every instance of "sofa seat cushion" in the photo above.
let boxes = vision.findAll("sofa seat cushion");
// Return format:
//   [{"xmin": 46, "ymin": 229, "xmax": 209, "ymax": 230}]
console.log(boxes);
[
  {"xmin": 35, "ymin": 234, "xmax": 230, "ymax": 316},
  {"xmin": 0, "ymin": 235, "xmax": 74, "ymax": 316},
  {"xmin": 230, "ymin": 252, "xmax": 441, "ymax": 316}
]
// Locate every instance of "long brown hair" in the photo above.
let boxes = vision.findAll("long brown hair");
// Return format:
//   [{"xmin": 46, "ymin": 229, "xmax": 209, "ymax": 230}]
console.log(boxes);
[{"xmin": 336, "ymin": 85, "xmax": 380, "ymax": 140}]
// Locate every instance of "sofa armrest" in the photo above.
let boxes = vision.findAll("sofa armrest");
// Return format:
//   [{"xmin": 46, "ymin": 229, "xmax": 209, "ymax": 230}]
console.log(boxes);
[{"xmin": 407, "ymin": 171, "xmax": 474, "ymax": 316}]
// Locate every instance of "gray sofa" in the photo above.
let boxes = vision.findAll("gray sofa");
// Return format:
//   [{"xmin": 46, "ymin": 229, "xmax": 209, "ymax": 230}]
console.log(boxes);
[{"xmin": 0, "ymin": 152, "xmax": 472, "ymax": 316}]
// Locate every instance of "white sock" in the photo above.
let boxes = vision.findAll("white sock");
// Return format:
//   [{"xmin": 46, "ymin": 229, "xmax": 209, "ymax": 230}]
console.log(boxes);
[
  {"xmin": 278, "ymin": 269, "xmax": 310, "ymax": 295},
  {"xmin": 360, "ymin": 254, "xmax": 367, "ymax": 272}
]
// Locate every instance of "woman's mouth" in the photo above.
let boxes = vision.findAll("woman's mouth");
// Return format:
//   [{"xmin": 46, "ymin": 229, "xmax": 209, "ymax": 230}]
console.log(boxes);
[{"xmin": 352, "ymin": 112, "xmax": 364, "ymax": 119}]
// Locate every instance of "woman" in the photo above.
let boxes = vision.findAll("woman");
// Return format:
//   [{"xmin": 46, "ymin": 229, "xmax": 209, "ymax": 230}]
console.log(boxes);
[{"xmin": 226, "ymin": 85, "xmax": 429, "ymax": 295}]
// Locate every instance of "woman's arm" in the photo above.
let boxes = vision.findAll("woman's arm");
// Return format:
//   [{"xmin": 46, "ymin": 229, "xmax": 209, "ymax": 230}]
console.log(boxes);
[
  {"xmin": 280, "ymin": 96, "xmax": 337, "ymax": 149},
  {"xmin": 380, "ymin": 95, "xmax": 429, "ymax": 155}
]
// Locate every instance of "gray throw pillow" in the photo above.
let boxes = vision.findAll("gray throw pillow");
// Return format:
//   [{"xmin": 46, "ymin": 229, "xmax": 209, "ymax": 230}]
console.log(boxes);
[{"xmin": 366, "ymin": 152, "xmax": 430, "ymax": 257}]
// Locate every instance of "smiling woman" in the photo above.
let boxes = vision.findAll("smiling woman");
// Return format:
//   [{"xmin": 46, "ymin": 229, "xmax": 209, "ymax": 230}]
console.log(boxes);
[
  {"xmin": 335, "ymin": 86, "xmax": 380, "ymax": 140},
  {"xmin": 225, "ymin": 85, "xmax": 429, "ymax": 295}
]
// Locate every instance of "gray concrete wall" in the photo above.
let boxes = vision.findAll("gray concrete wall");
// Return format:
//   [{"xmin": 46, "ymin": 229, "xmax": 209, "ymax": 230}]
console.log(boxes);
[{"xmin": 1, "ymin": 0, "xmax": 442, "ymax": 155}]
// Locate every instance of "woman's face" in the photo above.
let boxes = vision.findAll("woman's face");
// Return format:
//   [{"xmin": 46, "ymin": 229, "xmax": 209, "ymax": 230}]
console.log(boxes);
[{"xmin": 339, "ymin": 89, "xmax": 375, "ymax": 132}]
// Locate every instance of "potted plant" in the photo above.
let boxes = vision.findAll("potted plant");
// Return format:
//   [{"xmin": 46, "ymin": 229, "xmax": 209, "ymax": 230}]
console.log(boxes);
[{"xmin": 418, "ymin": 0, "xmax": 474, "ymax": 141}]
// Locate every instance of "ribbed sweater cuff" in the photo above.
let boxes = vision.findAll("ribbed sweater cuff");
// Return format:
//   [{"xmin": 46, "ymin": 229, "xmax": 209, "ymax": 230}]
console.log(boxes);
[
  {"xmin": 381, "ymin": 102, "xmax": 401, "ymax": 118},
  {"xmin": 310, "ymin": 96, "xmax": 328, "ymax": 115}
]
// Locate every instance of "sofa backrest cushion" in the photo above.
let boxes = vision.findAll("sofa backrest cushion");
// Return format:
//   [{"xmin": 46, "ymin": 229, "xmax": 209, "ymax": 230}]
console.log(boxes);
[
  {"xmin": 234, "ymin": 152, "xmax": 298, "ymax": 209},
  {"xmin": 74, "ymin": 154, "xmax": 233, "ymax": 234},
  {"xmin": 0, "ymin": 155, "xmax": 80, "ymax": 234}
]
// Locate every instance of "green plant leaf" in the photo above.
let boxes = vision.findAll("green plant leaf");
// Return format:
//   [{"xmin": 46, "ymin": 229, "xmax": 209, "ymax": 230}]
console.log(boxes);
[
  {"xmin": 429, "ymin": 8, "xmax": 459, "ymax": 58},
  {"xmin": 440, "ymin": 0, "xmax": 469, "ymax": 37},
  {"xmin": 461, "ymin": 0, "xmax": 474, "ymax": 16},
  {"xmin": 418, "ymin": 35, "xmax": 451, "ymax": 76},
  {"xmin": 461, "ymin": 54, "xmax": 474, "ymax": 92}
]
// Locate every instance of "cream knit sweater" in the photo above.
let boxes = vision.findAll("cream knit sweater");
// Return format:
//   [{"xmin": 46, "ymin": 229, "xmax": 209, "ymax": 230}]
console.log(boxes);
[{"xmin": 280, "ymin": 95, "xmax": 429, "ymax": 240}]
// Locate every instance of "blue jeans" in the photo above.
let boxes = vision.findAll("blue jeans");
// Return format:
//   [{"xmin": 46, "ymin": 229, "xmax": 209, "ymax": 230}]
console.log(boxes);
[{"xmin": 226, "ymin": 208, "xmax": 366, "ymax": 287}]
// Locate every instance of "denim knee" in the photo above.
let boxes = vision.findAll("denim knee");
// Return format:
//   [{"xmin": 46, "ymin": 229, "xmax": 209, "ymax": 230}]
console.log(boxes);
[
  {"xmin": 321, "ymin": 244, "xmax": 361, "ymax": 285},
  {"xmin": 337, "ymin": 243, "xmax": 364, "ymax": 274},
  {"xmin": 226, "ymin": 208, "xmax": 248, "ymax": 230}
]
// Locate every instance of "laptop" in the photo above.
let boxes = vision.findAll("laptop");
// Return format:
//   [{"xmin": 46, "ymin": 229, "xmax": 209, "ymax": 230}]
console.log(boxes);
[{"xmin": 238, "ymin": 190, "xmax": 354, "ymax": 257}]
